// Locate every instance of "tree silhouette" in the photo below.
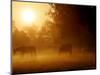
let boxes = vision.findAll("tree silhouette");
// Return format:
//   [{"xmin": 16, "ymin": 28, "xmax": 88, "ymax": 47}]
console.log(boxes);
[{"xmin": 48, "ymin": 4, "xmax": 95, "ymax": 50}]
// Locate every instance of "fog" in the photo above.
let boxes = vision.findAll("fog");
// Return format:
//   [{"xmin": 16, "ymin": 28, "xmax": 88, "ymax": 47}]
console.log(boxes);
[{"xmin": 12, "ymin": 1, "xmax": 96, "ymax": 74}]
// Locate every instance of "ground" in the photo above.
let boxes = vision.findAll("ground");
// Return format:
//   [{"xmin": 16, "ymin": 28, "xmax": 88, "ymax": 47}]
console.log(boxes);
[{"xmin": 12, "ymin": 49, "xmax": 96, "ymax": 74}]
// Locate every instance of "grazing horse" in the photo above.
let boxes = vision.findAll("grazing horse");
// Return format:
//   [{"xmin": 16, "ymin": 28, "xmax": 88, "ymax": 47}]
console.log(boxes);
[
  {"xmin": 59, "ymin": 44, "xmax": 72, "ymax": 54},
  {"xmin": 13, "ymin": 46, "xmax": 37, "ymax": 56}
]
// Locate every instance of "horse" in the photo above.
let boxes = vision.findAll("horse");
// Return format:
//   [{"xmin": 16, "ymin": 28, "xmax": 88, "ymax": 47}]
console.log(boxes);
[
  {"xmin": 59, "ymin": 44, "xmax": 72, "ymax": 55},
  {"xmin": 13, "ymin": 46, "xmax": 37, "ymax": 56}
]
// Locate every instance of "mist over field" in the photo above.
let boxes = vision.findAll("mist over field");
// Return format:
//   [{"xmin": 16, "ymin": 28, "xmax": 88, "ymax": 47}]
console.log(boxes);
[
  {"xmin": 12, "ymin": 1, "xmax": 96, "ymax": 74},
  {"xmin": 12, "ymin": 48, "xmax": 96, "ymax": 74}
]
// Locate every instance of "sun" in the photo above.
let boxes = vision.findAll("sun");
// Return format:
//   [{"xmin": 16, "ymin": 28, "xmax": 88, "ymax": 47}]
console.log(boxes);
[
  {"xmin": 13, "ymin": 2, "xmax": 52, "ymax": 31},
  {"xmin": 20, "ymin": 8, "xmax": 37, "ymax": 26}
]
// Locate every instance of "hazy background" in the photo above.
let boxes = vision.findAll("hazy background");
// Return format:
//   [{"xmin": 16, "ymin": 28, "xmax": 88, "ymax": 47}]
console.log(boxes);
[{"xmin": 12, "ymin": 1, "xmax": 96, "ymax": 74}]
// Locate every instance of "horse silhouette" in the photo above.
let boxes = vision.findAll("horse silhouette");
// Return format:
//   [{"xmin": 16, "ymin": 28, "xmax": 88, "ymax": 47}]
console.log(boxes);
[
  {"xmin": 13, "ymin": 46, "xmax": 37, "ymax": 56},
  {"xmin": 59, "ymin": 44, "xmax": 72, "ymax": 54}
]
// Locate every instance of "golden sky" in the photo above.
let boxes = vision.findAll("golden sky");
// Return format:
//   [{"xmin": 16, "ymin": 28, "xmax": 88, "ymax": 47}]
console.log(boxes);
[{"xmin": 12, "ymin": 1, "xmax": 51, "ymax": 31}]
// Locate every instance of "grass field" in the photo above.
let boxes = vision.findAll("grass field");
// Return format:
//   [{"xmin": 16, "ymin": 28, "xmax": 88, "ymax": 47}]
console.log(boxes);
[{"xmin": 12, "ymin": 49, "xmax": 96, "ymax": 74}]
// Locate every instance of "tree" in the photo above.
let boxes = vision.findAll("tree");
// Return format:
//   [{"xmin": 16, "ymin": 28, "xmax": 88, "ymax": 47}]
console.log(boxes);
[{"xmin": 48, "ymin": 3, "xmax": 94, "ymax": 50}]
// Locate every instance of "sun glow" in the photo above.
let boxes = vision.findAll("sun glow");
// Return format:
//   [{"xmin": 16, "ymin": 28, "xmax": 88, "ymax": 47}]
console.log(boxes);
[
  {"xmin": 21, "ymin": 8, "xmax": 37, "ymax": 26},
  {"xmin": 12, "ymin": 1, "xmax": 52, "ymax": 31}
]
